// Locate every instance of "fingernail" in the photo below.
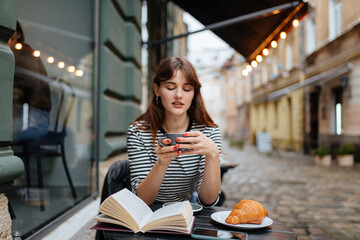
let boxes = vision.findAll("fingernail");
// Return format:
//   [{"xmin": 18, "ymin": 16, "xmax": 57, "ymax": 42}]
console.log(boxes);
[
  {"xmin": 177, "ymin": 150, "xmax": 181, "ymax": 154},
  {"xmin": 183, "ymin": 133, "xmax": 187, "ymax": 136},
  {"xmin": 176, "ymin": 138, "xmax": 181, "ymax": 142},
  {"xmin": 167, "ymin": 139, "xmax": 171, "ymax": 143},
  {"xmin": 176, "ymin": 144, "xmax": 180, "ymax": 147},
  {"xmin": 174, "ymin": 146, "xmax": 178, "ymax": 150}
]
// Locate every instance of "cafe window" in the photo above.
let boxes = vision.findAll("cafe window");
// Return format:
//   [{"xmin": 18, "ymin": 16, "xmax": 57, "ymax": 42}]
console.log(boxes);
[{"xmin": 6, "ymin": 0, "xmax": 96, "ymax": 238}]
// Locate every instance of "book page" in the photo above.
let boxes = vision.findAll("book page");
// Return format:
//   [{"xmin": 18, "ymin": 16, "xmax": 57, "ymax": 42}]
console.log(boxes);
[
  {"xmin": 94, "ymin": 214, "xmax": 133, "ymax": 230},
  {"xmin": 142, "ymin": 201, "xmax": 193, "ymax": 232},
  {"xmin": 110, "ymin": 189, "xmax": 153, "ymax": 228},
  {"xmin": 148, "ymin": 201, "xmax": 188, "ymax": 223}
]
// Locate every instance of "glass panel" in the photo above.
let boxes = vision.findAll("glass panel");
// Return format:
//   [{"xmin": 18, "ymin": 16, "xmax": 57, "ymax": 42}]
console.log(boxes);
[{"xmin": 6, "ymin": 0, "xmax": 96, "ymax": 238}]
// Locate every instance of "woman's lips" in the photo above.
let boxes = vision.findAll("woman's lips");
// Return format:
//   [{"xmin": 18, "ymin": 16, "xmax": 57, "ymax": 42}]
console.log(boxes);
[{"xmin": 172, "ymin": 101, "xmax": 184, "ymax": 108}]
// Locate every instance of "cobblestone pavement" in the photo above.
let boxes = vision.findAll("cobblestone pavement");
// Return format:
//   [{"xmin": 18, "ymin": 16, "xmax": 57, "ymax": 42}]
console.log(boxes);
[{"xmin": 221, "ymin": 141, "xmax": 360, "ymax": 240}]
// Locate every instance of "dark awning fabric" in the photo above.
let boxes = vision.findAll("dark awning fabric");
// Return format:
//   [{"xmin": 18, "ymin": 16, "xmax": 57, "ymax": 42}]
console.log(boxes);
[{"xmin": 171, "ymin": 0, "xmax": 308, "ymax": 62}]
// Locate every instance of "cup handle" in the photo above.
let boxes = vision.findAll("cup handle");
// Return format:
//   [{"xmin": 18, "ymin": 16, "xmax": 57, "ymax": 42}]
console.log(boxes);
[{"xmin": 158, "ymin": 137, "xmax": 167, "ymax": 147}]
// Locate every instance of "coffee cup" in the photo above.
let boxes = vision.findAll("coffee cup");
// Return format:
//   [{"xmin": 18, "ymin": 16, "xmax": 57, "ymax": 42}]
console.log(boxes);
[{"xmin": 158, "ymin": 133, "xmax": 191, "ymax": 151}]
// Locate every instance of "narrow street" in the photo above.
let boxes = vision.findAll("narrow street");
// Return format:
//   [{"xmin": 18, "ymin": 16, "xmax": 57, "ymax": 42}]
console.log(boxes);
[{"xmin": 221, "ymin": 141, "xmax": 360, "ymax": 240}]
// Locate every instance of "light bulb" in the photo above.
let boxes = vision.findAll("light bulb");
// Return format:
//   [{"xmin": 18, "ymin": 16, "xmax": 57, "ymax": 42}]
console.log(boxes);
[
  {"xmin": 67, "ymin": 66, "xmax": 75, "ymax": 73},
  {"xmin": 246, "ymin": 65, "xmax": 252, "ymax": 72},
  {"xmin": 58, "ymin": 61, "xmax": 65, "ymax": 69},
  {"xmin": 256, "ymin": 55, "xmax": 263, "ymax": 62},
  {"xmin": 15, "ymin": 43, "xmax": 22, "ymax": 50},
  {"xmin": 33, "ymin": 50, "xmax": 41, "ymax": 57},
  {"xmin": 47, "ymin": 56, "xmax": 54, "ymax": 63},
  {"xmin": 293, "ymin": 19, "xmax": 299, "ymax": 27},
  {"xmin": 280, "ymin": 31, "xmax": 287, "ymax": 39},
  {"xmin": 271, "ymin": 40, "xmax": 277, "ymax": 48},
  {"xmin": 251, "ymin": 60, "xmax": 257, "ymax": 68},
  {"xmin": 242, "ymin": 69, "xmax": 248, "ymax": 76},
  {"xmin": 262, "ymin": 48, "xmax": 269, "ymax": 56},
  {"xmin": 75, "ymin": 69, "xmax": 84, "ymax": 77}
]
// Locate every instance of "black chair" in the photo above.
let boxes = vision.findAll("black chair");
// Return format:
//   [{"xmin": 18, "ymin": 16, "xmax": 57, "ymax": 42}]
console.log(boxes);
[
  {"xmin": 13, "ymin": 78, "xmax": 77, "ymax": 211},
  {"xmin": 99, "ymin": 160, "xmax": 131, "ymax": 204},
  {"xmin": 96, "ymin": 160, "xmax": 131, "ymax": 240}
]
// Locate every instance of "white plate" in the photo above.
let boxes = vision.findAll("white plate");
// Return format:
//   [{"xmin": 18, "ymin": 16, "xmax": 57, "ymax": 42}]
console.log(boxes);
[
  {"xmin": 211, "ymin": 211, "xmax": 273, "ymax": 230},
  {"xmin": 163, "ymin": 202, "xmax": 203, "ymax": 212}
]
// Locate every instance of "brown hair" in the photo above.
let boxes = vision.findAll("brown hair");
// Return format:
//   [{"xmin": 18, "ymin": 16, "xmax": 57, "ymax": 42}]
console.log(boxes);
[{"xmin": 135, "ymin": 57, "xmax": 216, "ymax": 144}]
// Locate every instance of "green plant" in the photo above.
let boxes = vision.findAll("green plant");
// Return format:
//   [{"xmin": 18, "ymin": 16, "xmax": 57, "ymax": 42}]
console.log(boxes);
[
  {"xmin": 336, "ymin": 143, "xmax": 355, "ymax": 156},
  {"xmin": 229, "ymin": 140, "xmax": 244, "ymax": 149},
  {"xmin": 314, "ymin": 146, "xmax": 330, "ymax": 157}
]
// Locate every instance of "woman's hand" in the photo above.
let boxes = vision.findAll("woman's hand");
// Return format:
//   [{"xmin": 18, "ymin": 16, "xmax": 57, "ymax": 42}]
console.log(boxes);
[
  {"xmin": 176, "ymin": 131, "xmax": 219, "ymax": 159},
  {"xmin": 155, "ymin": 138, "xmax": 181, "ymax": 166}
]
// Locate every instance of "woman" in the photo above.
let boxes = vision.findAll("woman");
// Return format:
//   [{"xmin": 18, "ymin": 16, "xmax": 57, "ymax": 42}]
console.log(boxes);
[
  {"xmin": 8, "ymin": 21, "xmax": 51, "ymax": 142},
  {"xmin": 127, "ymin": 57, "xmax": 222, "ymax": 206}
]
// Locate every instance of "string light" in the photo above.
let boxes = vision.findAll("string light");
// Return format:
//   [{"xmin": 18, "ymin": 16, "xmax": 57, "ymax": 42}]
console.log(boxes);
[
  {"xmin": 246, "ymin": 65, "xmax": 252, "ymax": 72},
  {"xmin": 262, "ymin": 48, "xmax": 269, "ymax": 56},
  {"xmin": 271, "ymin": 40, "xmax": 277, "ymax": 48},
  {"xmin": 33, "ymin": 50, "xmax": 41, "ymax": 57},
  {"xmin": 67, "ymin": 66, "xmax": 75, "ymax": 73},
  {"xmin": 251, "ymin": 60, "xmax": 257, "ymax": 68},
  {"xmin": 47, "ymin": 56, "xmax": 54, "ymax": 63},
  {"xmin": 293, "ymin": 19, "xmax": 299, "ymax": 27},
  {"xmin": 75, "ymin": 69, "xmax": 83, "ymax": 77},
  {"xmin": 256, "ymin": 55, "xmax": 263, "ymax": 63},
  {"xmin": 57, "ymin": 61, "xmax": 65, "ymax": 69},
  {"xmin": 280, "ymin": 31, "xmax": 287, "ymax": 39},
  {"xmin": 15, "ymin": 43, "xmax": 22, "ymax": 50},
  {"xmin": 242, "ymin": 69, "xmax": 248, "ymax": 76}
]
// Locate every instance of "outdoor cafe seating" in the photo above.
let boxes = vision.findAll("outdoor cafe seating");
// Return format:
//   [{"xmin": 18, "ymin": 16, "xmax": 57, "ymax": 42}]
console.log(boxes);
[{"xmin": 95, "ymin": 160, "xmax": 296, "ymax": 240}]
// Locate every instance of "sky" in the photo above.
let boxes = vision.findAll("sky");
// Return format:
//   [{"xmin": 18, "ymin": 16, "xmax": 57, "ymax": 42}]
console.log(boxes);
[
  {"xmin": 141, "ymin": 3, "xmax": 235, "ymax": 68},
  {"xmin": 183, "ymin": 12, "xmax": 235, "ymax": 67}
]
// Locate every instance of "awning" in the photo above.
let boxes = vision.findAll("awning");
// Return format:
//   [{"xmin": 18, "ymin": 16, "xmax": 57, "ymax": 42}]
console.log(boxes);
[{"xmin": 170, "ymin": 0, "xmax": 308, "ymax": 62}]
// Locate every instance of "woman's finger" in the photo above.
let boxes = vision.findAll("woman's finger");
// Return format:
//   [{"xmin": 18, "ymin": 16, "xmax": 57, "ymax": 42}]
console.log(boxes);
[
  {"xmin": 157, "ymin": 145, "xmax": 179, "ymax": 153},
  {"xmin": 161, "ymin": 138, "xmax": 172, "ymax": 145},
  {"xmin": 182, "ymin": 131, "xmax": 201, "ymax": 137},
  {"xmin": 177, "ymin": 136, "xmax": 198, "ymax": 143}
]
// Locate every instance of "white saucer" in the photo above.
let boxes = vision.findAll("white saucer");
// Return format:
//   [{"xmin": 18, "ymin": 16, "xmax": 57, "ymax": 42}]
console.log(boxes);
[{"xmin": 163, "ymin": 202, "xmax": 203, "ymax": 212}]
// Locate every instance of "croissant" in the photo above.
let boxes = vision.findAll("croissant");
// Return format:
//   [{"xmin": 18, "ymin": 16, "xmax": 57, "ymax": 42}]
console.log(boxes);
[{"xmin": 225, "ymin": 199, "xmax": 268, "ymax": 224}]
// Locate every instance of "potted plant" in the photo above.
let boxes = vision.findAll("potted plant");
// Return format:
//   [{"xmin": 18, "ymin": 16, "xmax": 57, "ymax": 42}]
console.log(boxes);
[
  {"xmin": 336, "ymin": 143, "xmax": 355, "ymax": 167},
  {"xmin": 230, "ymin": 140, "xmax": 245, "ymax": 149},
  {"xmin": 313, "ymin": 146, "xmax": 331, "ymax": 167}
]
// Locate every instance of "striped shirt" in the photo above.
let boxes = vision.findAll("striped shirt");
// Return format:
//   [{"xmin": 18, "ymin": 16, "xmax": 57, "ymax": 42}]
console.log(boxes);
[{"xmin": 127, "ymin": 120, "xmax": 223, "ymax": 204}]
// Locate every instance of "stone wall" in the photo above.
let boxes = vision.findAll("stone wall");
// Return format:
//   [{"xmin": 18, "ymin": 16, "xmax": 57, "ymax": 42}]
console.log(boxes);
[{"xmin": 0, "ymin": 194, "xmax": 12, "ymax": 240}]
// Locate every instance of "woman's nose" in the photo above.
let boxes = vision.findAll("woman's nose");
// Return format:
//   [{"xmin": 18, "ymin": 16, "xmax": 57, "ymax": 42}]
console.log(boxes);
[{"xmin": 175, "ymin": 88, "xmax": 183, "ymax": 98}]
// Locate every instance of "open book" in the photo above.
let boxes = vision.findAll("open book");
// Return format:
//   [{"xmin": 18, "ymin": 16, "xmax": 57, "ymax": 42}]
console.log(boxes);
[{"xmin": 94, "ymin": 188, "xmax": 195, "ymax": 234}]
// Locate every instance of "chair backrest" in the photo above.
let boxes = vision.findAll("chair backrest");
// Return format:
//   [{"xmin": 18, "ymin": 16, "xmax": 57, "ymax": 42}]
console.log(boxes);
[
  {"xmin": 51, "ymin": 78, "xmax": 75, "ymax": 134},
  {"xmin": 100, "ymin": 160, "xmax": 131, "ymax": 204}
]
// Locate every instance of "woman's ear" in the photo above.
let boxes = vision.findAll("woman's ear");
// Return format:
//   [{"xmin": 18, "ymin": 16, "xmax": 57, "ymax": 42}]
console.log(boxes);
[{"xmin": 153, "ymin": 82, "xmax": 159, "ymax": 97}]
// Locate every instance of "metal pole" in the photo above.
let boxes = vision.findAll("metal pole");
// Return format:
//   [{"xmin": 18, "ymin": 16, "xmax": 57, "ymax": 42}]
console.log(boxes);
[{"xmin": 144, "ymin": 1, "xmax": 300, "ymax": 46}]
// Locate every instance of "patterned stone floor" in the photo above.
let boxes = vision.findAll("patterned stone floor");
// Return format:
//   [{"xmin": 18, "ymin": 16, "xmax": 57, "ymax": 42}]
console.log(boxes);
[{"xmin": 221, "ymin": 141, "xmax": 360, "ymax": 240}]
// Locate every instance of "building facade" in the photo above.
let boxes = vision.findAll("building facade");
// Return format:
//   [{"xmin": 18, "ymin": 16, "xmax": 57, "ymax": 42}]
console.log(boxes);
[
  {"xmin": 249, "ymin": 16, "xmax": 305, "ymax": 152},
  {"xmin": 245, "ymin": 0, "xmax": 360, "ymax": 159},
  {"xmin": 304, "ymin": 0, "xmax": 360, "ymax": 157}
]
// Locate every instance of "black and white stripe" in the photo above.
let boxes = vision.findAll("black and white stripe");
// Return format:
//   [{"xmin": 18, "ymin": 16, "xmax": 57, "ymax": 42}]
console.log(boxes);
[{"xmin": 127, "ymin": 120, "xmax": 223, "ymax": 203}]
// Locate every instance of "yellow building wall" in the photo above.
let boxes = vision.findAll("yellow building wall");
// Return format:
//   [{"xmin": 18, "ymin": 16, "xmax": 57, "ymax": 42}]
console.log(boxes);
[{"xmin": 250, "ymin": 89, "xmax": 304, "ymax": 152}]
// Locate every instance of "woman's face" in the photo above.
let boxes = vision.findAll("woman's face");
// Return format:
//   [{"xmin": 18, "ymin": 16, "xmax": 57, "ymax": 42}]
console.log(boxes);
[{"xmin": 154, "ymin": 70, "xmax": 195, "ymax": 118}]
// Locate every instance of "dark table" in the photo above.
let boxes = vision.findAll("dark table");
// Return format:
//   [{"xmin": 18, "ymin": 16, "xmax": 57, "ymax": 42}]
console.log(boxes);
[{"xmin": 102, "ymin": 206, "xmax": 297, "ymax": 240}]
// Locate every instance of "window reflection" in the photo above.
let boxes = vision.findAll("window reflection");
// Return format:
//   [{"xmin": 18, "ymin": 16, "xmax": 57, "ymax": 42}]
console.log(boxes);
[{"xmin": 6, "ymin": 1, "xmax": 95, "ymax": 237}]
